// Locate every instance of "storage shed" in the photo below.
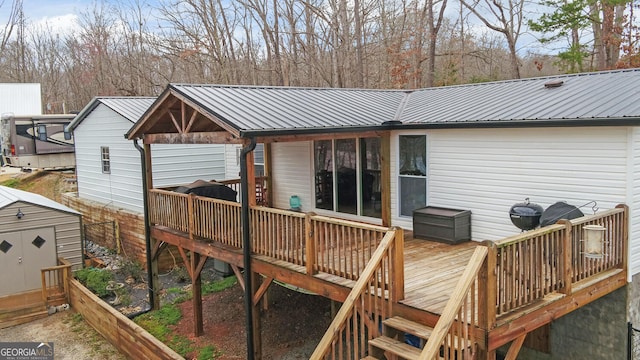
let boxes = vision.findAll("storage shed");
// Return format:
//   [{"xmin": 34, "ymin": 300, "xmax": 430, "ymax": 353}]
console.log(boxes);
[{"xmin": 0, "ymin": 186, "xmax": 82, "ymax": 297}]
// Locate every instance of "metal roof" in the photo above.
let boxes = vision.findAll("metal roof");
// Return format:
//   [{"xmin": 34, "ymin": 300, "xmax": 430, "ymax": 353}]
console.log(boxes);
[
  {"xmin": 127, "ymin": 68, "xmax": 640, "ymax": 140},
  {"xmin": 0, "ymin": 186, "xmax": 80, "ymax": 215},
  {"xmin": 400, "ymin": 69, "xmax": 640, "ymax": 126},
  {"xmin": 171, "ymin": 84, "xmax": 407, "ymax": 134},
  {"xmin": 68, "ymin": 96, "xmax": 155, "ymax": 131}
]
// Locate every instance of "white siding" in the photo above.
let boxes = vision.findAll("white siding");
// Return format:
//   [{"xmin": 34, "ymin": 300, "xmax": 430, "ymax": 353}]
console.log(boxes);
[
  {"xmin": 629, "ymin": 127, "xmax": 640, "ymax": 277},
  {"xmin": 74, "ymin": 104, "xmax": 226, "ymax": 213},
  {"xmin": 0, "ymin": 83, "xmax": 41, "ymax": 115},
  {"xmin": 225, "ymin": 144, "xmax": 241, "ymax": 179},
  {"xmin": 391, "ymin": 127, "xmax": 629, "ymax": 241},
  {"xmin": 271, "ymin": 141, "xmax": 313, "ymax": 211}
]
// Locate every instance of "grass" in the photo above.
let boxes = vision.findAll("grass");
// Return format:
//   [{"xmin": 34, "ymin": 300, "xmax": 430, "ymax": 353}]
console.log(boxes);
[
  {"xmin": 0, "ymin": 178, "xmax": 19, "ymax": 188},
  {"xmin": 202, "ymin": 275, "xmax": 237, "ymax": 296},
  {"xmin": 135, "ymin": 276, "xmax": 238, "ymax": 359}
]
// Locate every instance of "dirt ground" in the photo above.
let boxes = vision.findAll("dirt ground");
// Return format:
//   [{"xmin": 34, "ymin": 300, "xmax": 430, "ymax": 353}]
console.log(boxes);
[
  {"xmin": 173, "ymin": 281, "xmax": 333, "ymax": 359},
  {"xmin": 0, "ymin": 311, "xmax": 125, "ymax": 359}
]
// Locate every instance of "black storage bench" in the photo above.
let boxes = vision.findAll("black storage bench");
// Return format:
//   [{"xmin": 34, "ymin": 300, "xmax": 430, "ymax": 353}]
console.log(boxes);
[{"xmin": 412, "ymin": 206, "xmax": 471, "ymax": 244}]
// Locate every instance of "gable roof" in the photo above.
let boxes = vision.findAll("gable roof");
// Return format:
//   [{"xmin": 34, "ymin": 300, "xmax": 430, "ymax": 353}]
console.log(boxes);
[
  {"xmin": 68, "ymin": 96, "xmax": 155, "ymax": 131},
  {"xmin": 0, "ymin": 186, "xmax": 80, "ymax": 215},
  {"xmin": 124, "ymin": 68, "xmax": 640, "ymax": 140}
]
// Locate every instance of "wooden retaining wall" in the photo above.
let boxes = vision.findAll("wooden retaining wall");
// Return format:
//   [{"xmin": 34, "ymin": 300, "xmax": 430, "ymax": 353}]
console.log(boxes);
[
  {"xmin": 69, "ymin": 279, "xmax": 183, "ymax": 360},
  {"xmin": 61, "ymin": 193, "xmax": 179, "ymax": 270}
]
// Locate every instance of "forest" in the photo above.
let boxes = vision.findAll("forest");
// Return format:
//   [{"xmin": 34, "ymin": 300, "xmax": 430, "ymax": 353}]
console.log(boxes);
[{"xmin": 0, "ymin": 0, "xmax": 638, "ymax": 113}]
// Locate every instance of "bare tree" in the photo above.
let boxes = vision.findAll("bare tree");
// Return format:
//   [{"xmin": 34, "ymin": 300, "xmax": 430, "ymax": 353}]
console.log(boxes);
[{"xmin": 460, "ymin": 0, "xmax": 525, "ymax": 78}]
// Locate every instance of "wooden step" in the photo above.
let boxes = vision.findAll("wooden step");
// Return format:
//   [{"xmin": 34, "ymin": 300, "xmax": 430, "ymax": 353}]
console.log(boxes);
[
  {"xmin": 0, "ymin": 309, "xmax": 48, "ymax": 329},
  {"xmin": 368, "ymin": 335, "xmax": 422, "ymax": 360},
  {"xmin": 360, "ymin": 356, "xmax": 378, "ymax": 360},
  {"xmin": 384, "ymin": 316, "xmax": 434, "ymax": 340}
]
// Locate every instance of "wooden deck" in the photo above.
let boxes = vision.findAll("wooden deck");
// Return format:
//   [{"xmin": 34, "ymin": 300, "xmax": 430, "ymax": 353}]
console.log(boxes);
[
  {"xmin": 401, "ymin": 236, "xmax": 477, "ymax": 315},
  {"xmin": 148, "ymin": 189, "xmax": 628, "ymax": 359}
]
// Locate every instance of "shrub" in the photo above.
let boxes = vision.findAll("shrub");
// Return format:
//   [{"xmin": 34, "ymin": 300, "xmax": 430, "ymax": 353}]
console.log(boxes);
[
  {"xmin": 119, "ymin": 259, "xmax": 145, "ymax": 283},
  {"xmin": 75, "ymin": 267, "xmax": 115, "ymax": 297}
]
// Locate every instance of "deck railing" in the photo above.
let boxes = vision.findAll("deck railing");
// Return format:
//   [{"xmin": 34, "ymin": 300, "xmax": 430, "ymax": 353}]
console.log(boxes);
[
  {"xmin": 419, "ymin": 246, "xmax": 488, "ymax": 360},
  {"xmin": 310, "ymin": 228, "xmax": 404, "ymax": 360},
  {"xmin": 41, "ymin": 257, "xmax": 72, "ymax": 306},
  {"xmin": 491, "ymin": 205, "xmax": 627, "ymax": 316},
  {"xmin": 149, "ymin": 189, "xmax": 392, "ymax": 282}
]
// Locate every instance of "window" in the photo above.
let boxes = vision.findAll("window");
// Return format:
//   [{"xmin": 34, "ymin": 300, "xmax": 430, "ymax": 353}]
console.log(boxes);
[
  {"xmin": 398, "ymin": 135, "xmax": 427, "ymax": 216},
  {"xmin": 101, "ymin": 146, "xmax": 110, "ymax": 174},
  {"xmin": 314, "ymin": 137, "xmax": 381, "ymax": 218},
  {"xmin": 38, "ymin": 124, "xmax": 47, "ymax": 141},
  {"xmin": 254, "ymin": 143, "xmax": 265, "ymax": 176}
]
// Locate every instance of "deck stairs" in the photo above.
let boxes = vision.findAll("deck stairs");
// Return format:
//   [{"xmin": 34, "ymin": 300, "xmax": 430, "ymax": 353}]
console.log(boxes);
[
  {"xmin": 0, "ymin": 302, "xmax": 48, "ymax": 329},
  {"xmin": 366, "ymin": 316, "xmax": 436, "ymax": 359}
]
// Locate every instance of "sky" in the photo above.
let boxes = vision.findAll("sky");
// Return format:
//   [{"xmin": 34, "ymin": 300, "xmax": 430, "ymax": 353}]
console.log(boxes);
[{"xmin": 1, "ymin": 0, "xmax": 558, "ymax": 56}]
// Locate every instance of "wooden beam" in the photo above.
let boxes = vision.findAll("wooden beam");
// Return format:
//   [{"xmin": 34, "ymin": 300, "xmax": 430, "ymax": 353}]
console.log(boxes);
[
  {"xmin": 177, "ymin": 247, "xmax": 191, "ymax": 279},
  {"xmin": 557, "ymin": 220, "xmax": 573, "ymax": 295},
  {"xmin": 253, "ymin": 277, "xmax": 273, "ymax": 307},
  {"xmin": 231, "ymin": 264, "xmax": 245, "ymax": 291},
  {"xmin": 256, "ymin": 130, "xmax": 388, "ymax": 144},
  {"xmin": 181, "ymin": 101, "xmax": 186, "ymax": 133},
  {"xmin": 169, "ymin": 91, "xmax": 241, "ymax": 137},
  {"xmin": 504, "ymin": 334, "xmax": 526, "ymax": 360},
  {"xmin": 184, "ymin": 107, "xmax": 199, "ymax": 134},
  {"xmin": 144, "ymin": 132, "xmax": 244, "ymax": 145},
  {"xmin": 168, "ymin": 111, "xmax": 183, "ymax": 134},
  {"xmin": 129, "ymin": 92, "xmax": 176, "ymax": 138}
]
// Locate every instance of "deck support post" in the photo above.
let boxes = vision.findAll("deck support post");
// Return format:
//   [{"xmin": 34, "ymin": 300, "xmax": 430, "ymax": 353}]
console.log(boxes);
[
  {"xmin": 241, "ymin": 137, "xmax": 258, "ymax": 360},
  {"xmin": 192, "ymin": 252, "xmax": 204, "ymax": 336},
  {"xmin": 305, "ymin": 212, "xmax": 317, "ymax": 276}
]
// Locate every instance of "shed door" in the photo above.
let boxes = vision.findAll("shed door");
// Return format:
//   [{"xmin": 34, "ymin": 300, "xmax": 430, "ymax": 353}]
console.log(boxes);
[{"xmin": 0, "ymin": 227, "xmax": 56, "ymax": 297}]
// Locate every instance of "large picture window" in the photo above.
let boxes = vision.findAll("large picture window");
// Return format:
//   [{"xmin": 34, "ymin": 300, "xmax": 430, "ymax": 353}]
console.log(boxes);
[
  {"xmin": 399, "ymin": 135, "xmax": 426, "ymax": 216},
  {"xmin": 314, "ymin": 137, "xmax": 381, "ymax": 218}
]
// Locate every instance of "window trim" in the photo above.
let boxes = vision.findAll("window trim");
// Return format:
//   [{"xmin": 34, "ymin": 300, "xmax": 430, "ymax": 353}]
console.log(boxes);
[
  {"xmin": 397, "ymin": 134, "xmax": 428, "ymax": 218},
  {"xmin": 100, "ymin": 146, "xmax": 111, "ymax": 174}
]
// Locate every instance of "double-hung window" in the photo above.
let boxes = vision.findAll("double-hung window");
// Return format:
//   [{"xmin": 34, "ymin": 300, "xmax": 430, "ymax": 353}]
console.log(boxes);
[
  {"xmin": 314, "ymin": 137, "xmax": 381, "ymax": 218},
  {"xmin": 101, "ymin": 146, "xmax": 111, "ymax": 174},
  {"xmin": 398, "ymin": 135, "xmax": 427, "ymax": 216}
]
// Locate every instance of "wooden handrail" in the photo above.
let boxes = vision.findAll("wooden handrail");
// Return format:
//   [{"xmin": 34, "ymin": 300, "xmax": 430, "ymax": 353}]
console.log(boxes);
[
  {"xmin": 419, "ymin": 246, "xmax": 488, "ymax": 360},
  {"xmin": 487, "ymin": 205, "xmax": 627, "ymax": 318},
  {"xmin": 309, "ymin": 228, "xmax": 400, "ymax": 360},
  {"xmin": 41, "ymin": 257, "xmax": 72, "ymax": 306}
]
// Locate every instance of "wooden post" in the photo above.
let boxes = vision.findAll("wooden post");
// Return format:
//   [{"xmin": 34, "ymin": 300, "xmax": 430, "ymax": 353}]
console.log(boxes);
[
  {"xmin": 144, "ymin": 143, "xmax": 161, "ymax": 310},
  {"xmin": 305, "ymin": 212, "xmax": 317, "ymax": 276},
  {"xmin": 188, "ymin": 193, "xmax": 195, "ymax": 241},
  {"xmin": 264, "ymin": 143, "xmax": 273, "ymax": 206},
  {"xmin": 391, "ymin": 227, "xmax": 404, "ymax": 302},
  {"xmin": 246, "ymin": 147, "xmax": 257, "ymax": 207},
  {"xmin": 478, "ymin": 240, "xmax": 498, "ymax": 359},
  {"xmin": 557, "ymin": 220, "xmax": 573, "ymax": 295},
  {"xmin": 380, "ymin": 132, "xmax": 391, "ymax": 227},
  {"xmin": 192, "ymin": 252, "xmax": 203, "ymax": 336},
  {"xmin": 616, "ymin": 204, "xmax": 629, "ymax": 271}
]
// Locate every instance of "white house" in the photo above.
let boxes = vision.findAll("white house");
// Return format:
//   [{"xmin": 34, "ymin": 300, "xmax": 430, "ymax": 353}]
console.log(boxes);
[{"xmin": 126, "ymin": 69, "xmax": 640, "ymax": 359}]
